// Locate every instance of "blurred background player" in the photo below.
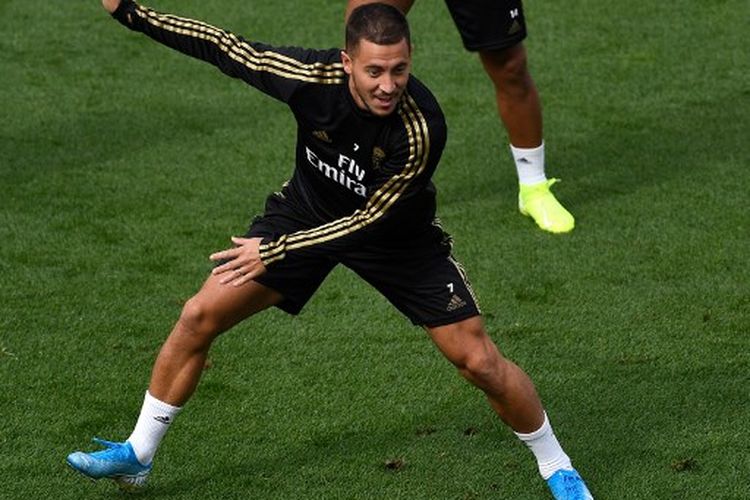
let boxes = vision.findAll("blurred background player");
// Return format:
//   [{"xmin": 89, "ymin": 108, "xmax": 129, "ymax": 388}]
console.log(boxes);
[{"xmin": 346, "ymin": 0, "xmax": 575, "ymax": 233}]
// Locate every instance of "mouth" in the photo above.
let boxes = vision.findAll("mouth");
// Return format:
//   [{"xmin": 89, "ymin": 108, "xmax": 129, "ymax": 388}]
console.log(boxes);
[{"xmin": 373, "ymin": 94, "xmax": 395, "ymax": 110}]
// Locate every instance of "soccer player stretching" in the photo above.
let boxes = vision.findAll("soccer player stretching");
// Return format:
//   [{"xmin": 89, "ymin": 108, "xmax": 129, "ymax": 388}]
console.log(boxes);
[{"xmin": 68, "ymin": 2, "xmax": 592, "ymax": 498}]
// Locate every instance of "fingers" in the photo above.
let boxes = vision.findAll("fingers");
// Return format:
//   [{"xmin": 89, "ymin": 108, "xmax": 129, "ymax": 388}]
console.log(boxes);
[
  {"xmin": 217, "ymin": 267, "xmax": 261, "ymax": 287},
  {"xmin": 209, "ymin": 237, "xmax": 266, "ymax": 286},
  {"xmin": 214, "ymin": 261, "xmax": 264, "ymax": 286},
  {"xmin": 209, "ymin": 245, "xmax": 241, "ymax": 265},
  {"xmin": 208, "ymin": 236, "xmax": 261, "ymax": 263},
  {"xmin": 230, "ymin": 236, "xmax": 255, "ymax": 246}
]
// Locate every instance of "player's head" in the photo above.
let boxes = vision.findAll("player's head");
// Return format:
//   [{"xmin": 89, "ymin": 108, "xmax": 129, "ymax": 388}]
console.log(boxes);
[
  {"xmin": 342, "ymin": 3, "xmax": 412, "ymax": 117},
  {"xmin": 345, "ymin": 2, "xmax": 411, "ymax": 54}
]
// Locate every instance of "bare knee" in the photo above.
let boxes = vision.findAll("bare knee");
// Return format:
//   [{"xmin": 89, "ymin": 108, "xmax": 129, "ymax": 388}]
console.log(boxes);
[
  {"xmin": 459, "ymin": 341, "xmax": 506, "ymax": 385},
  {"xmin": 173, "ymin": 296, "xmax": 223, "ymax": 349},
  {"xmin": 431, "ymin": 319, "xmax": 507, "ymax": 386}
]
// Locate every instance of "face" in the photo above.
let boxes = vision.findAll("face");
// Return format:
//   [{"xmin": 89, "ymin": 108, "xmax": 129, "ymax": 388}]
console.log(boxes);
[{"xmin": 341, "ymin": 38, "xmax": 411, "ymax": 117}]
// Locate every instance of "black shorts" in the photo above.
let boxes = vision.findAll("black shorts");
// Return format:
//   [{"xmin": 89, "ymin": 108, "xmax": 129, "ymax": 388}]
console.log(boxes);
[
  {"xmin": 445, "ymin": 0, "xmax": 527, "ymax": 51},
  {"xmin": 246, "ymin": 194, "xmax": 481, "ymax": 328}
]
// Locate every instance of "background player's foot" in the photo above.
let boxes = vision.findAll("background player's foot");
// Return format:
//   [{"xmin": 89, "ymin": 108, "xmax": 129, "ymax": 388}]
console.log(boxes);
[
  {"xmin": 67, "ymin": 438, "xmax": 151, "ymax": 491},
  {"xmin": 546, "ymin": 468, "xmax": 593, "ymax": 499},
  {"xmin": 518, "ymin": 179, "xmax": 575, "ymax": 233}
]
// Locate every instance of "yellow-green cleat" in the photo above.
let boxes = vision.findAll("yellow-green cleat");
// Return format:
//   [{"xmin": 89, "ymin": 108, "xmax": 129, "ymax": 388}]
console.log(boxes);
[{"xmin": 518, "ymin": 179, "xmax": 575, "ymax": 233}]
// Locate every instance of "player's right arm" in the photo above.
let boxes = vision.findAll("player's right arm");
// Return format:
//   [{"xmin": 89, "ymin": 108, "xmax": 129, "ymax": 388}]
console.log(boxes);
[{"xmin": 101, "ymin": 0, "xmax": 344, "ymax": 103}]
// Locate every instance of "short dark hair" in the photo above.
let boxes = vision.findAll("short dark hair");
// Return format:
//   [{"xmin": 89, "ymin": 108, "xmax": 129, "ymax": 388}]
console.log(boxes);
[{"xmin": 345, "ymin": 3, "xmax": 411, "ymax": 54}]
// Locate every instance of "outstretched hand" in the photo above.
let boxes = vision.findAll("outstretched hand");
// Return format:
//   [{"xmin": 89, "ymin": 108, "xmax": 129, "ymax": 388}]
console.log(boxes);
[
  {"xmin": 102, "ymin": 0, "xmax": 121, "ymax": 14},
  {"xmin": 209, "ymin": 237, "xmax": 267, "ymax": 287}
]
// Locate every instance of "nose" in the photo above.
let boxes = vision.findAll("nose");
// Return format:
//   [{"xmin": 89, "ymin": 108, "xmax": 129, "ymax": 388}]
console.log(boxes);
[{"xmin": 379, "ymin": 75, "xmax": 396, "ymax": 94}]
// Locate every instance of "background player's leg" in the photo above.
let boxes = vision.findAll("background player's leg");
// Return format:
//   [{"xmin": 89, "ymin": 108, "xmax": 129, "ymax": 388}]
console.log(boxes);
[
  {"xmin": 480, "ymin": 44, "xmax": 575, "ymax": 233},
  {"xmin": 479, "ymin": 43, "xmax": 542, "ymax": 149}
]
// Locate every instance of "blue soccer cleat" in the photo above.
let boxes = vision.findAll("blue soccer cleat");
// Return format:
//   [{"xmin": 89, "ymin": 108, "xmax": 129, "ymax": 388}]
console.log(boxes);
[
  {"xmin": 546, "ymin": 468, "xmax": 593, "ymax": 500},
  {"xmin": 66, "ymin": 438, "xmax": 152, "ymax": 491}
]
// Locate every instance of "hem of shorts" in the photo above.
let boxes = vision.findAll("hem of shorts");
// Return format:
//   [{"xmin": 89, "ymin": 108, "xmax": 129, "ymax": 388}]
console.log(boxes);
[
  {"xmin": 250, "ymin": 275, "xmax": 303, "ymax": 315},
  {"xmin": 420, "ymin": 309, "xmax": 481, "ymax": 328},
  {"xmin": 273, "ymin": 301, "xmax": 302, "ymax": 316}
]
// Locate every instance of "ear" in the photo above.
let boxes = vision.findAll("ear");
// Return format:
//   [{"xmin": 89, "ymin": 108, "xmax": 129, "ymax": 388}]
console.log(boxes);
[{"xmin": 341, "ymin": 50, "xmax": 353, "ymax": 75}]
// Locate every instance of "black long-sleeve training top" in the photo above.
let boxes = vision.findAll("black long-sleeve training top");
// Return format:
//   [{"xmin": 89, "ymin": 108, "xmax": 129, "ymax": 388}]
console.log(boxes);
[{"xmin": 112, "ymin": 1, "xmax": 447, "ymax": 266}]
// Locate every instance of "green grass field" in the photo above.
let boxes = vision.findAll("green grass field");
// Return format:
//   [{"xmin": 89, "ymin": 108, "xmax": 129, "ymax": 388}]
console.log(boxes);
[{"xmin": 1, "ymin": 0, "xmax": 748, "ymax": 498}]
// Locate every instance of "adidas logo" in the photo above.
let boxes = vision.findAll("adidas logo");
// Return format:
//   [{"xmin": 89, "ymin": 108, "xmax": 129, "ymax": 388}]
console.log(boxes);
[
  {"xmin": 154, "ymin": 415, "xmax": 171, "ymax": 424},
  {"xmin": 508, "ymin": 20, "xmax": 521, "ymax": 35},
  {"xmin": 447, "ymin": 294, "xmax": 467, "ymax": 312}
]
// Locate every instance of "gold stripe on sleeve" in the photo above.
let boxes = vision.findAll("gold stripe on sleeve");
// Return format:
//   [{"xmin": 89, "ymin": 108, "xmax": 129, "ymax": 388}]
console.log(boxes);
[{"xmin": 134, "ymin": 5, "xmax": 346, "ymax": 84}]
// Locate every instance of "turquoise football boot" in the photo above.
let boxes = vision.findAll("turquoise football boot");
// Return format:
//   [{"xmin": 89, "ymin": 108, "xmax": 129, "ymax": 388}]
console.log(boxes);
[{"xmin": 67, "ymin": 438, "xmax": 151, "ymax": 491}]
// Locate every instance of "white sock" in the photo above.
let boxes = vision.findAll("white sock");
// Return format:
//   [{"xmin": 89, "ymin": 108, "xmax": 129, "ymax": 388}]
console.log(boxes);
[
  {"xmin": 510, "ymin": 142, "xmax": 546, "ymax": 185},
  {"xmin": 127, "ymin": 391, "xmax": 182, "ymax": 465},
  {"xmin": 514, "ymin": 412, "xmax": 573, "ymax": 480}
]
